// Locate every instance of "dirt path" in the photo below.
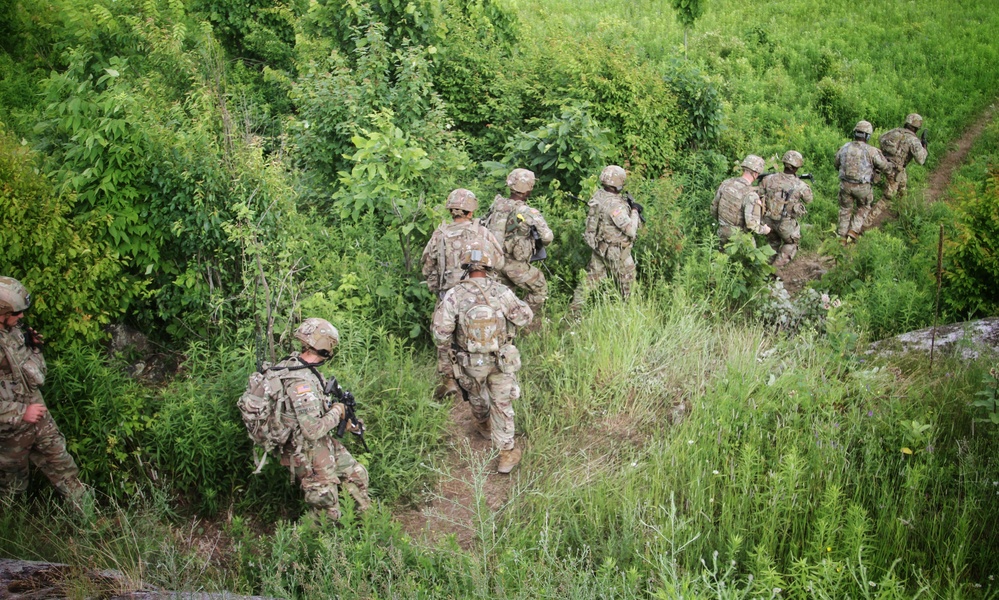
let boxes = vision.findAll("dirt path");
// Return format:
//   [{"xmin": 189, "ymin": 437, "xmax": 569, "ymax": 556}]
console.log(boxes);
[
  {"xmin": 778, "ymin": 102, "xmax": 997, "ymax": 294},
  {"xmin": 396, "ymin": 400, "xmax": 519, "ymax": 549}
]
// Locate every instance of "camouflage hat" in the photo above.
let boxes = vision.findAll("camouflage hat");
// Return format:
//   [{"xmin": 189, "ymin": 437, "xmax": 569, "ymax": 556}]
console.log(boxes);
[
  {"xmin": 599, "ymin": 165, "xmax": 627, "ymax": 190},
  {"xmin": 459, "ymin": 241, "xmax": 497, "ymax": 271},
  {"xmin": 905, "ymin": 113, "xmax": 923, "ymax": 128},
  {"xmin": 741, "ymin": 155, "xmax": 766, "ymax": 174},
  {"xmin": 854, "ymin": 120, "xmax": 873, "ymax": 135},
  {"xmin": 445, "ymin": 188, "xmax": 478, "ymax": 212},
  {"xmin": 295, "ymin": 317, "xmax": 339, "ymax": 356},
  {"xmin": 0, "ymin": 277, "xmax": 31, "ymax": 316},
  {"xmin": 506, "ymin": 168, "xmax": 536, "ymax": 194},
  {"xmin": 781, "ymin": 150, "xmax": 804, "ymax": 168}
]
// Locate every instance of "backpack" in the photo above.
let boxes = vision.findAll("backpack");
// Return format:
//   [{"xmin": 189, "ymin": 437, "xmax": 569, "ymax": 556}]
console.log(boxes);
[
  {"xmin": 840, "ymin": 142, "xmax": 873, "ymax": 183},
  {"xmin": 459, "ymin": 282, "xmax": 506, "ymax": 354},
  {"xmin": 238, "ymin": 366, "xmax": 296, "ymax": 473},
  {"xmin": 878, "ymin": 128, "xmax": 905, "ymax": 161},
  {"xmin": 438, "ymin": 222, "xmax": 493, "ymax": 292}
]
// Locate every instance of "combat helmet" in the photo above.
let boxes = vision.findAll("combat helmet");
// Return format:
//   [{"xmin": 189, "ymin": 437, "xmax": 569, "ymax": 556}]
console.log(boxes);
[
  {"xmin": 0, "ymin": 277, "xmax": 31, "ymax": 316},
  {"xmin": 854, "ymin": 120, "xmax": 873, "ymax": 135},
  {"xmin": 506, "ymin": 168, "xmax": 536, "ymax": 194},
  {"xmin": 446, "ymin": 188, "xmax": 478, "ymax": 213},
  {"xmin": 781, "ymin": 150, "xmax": 804, "ymax": 169},
  {"xmin": 459, "ymin": 241, "xmax": 497, "ymax": 272},
  {"xmin": 295, "ymin": 318, "xmax": 339, "ymax": 357},
  {"xmin": 599, "ymin": 165, "xmax": 627, "ymax": 190},
  {"xmin": 905, "ymin": 113, "xmax": 923, "ymax": 129},
  {"xmin": 741, "ymin": 155, "xmax": 766, "ymax": 175}
]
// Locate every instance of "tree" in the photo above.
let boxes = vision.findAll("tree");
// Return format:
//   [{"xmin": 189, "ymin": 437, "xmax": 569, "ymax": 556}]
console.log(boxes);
[{"xmin": 671, "ymin": 0, "xmax": 705, "ymax": 57}]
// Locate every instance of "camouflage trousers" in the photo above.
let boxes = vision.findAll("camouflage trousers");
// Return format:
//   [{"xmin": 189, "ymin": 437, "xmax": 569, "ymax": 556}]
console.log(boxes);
[
  {"xmin": 882, "ymin": 163, "xmax": 908, "ymax": 200},
  {"xmin": 572, "ymin": 245, "xmax": 636, "ymax": 308},
  {"xmin": 837, "ymin": 181, "xmax": 874, "ymax": 238},
  {"xmin": 499, "ymin": 259, "xmax": 548, "ymax": 307},
  {"xmin": 763, "ymin": 216, "xmax": 801, "ymax": 267},
  {"xmin": 282, "ymin": 437, "xmax": 370, "ymax": 520},
  {"xmin": 0, "ymin": 411, "xmax": 84, "ymax": 500},
  {"xmin": 454, "ymin": 354, "xmax": 518, "ymax": 451}
]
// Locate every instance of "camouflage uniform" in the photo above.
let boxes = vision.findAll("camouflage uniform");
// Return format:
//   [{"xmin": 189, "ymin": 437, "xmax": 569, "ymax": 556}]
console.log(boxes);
[
  {"xmin": 0, "ymin": 326, "xmax": 84, "ymax": 500},
  {"xmin": 483, "ymin": 196, "xmax": 554, "ymax": 310},
  {"xmin": 711, "ymin": 177, "xmax": 768, "ymax": 245},
  {"xmin": 431, "ymin": 278, "xmax": 532, "ymax": 453},
  {"xmin": 759, "ymin": 173, "xmax": 813, "ymax": 267},
  {"xmin": 879, "ymin": 125, "xmax": 928, "ymax": 200},
  {"xmin": 835, "ymin": 123, "xmax": 890, "ymax": 238},
  {"xmin": 273, "ymin": 352, "xmax": 371, "ymax": 520},
  {"xmin": 421, "ymin": 202, "xmax": 505, "ymax": 382},
  {"xmin": 572, "ymin": 188, "xmax": 641, "ymax": 308}
]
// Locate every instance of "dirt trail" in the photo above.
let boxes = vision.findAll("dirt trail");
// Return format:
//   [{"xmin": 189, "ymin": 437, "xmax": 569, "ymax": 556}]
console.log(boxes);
[
  {"xmin": 396, "ymin": 400, "xmax": 519, "ymax": 548},
  {"xmin": 778, "ymin": 102, "xmax": 997, "ymax": 294}
]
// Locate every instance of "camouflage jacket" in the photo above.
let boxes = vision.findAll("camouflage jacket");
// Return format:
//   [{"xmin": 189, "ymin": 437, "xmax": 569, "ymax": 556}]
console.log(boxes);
[
  {"xmin": 759, "ymin": 173, "xmax": 814, "ymax": 220},
  {"xmin": 834, "ymin": 141, "xmax": 889, "ymax": 184},
  {"xmin": 711, "ymin": 177, "xmax": 767, "ymax": 234},
  {"xmin": 878, "ymin": 128, "xmax": 928, "ymax": 169},
  {"xmin": 421, "ymin": 220, "xmax": 505, "ymax": 295},
  {"xmin": 273, "ymin": 353, "xmax": 345, "ymax": 445},
  {"xmin": 583, "ymin": 189, "xmax": 640, "ymax": 250},
  {"xmin": 494, "ymin": 199, "xmax": 554, "ymax": 263},
  {"xmin": 0, "ymin": 325, "xmax": 47, "ymax": 428},
  {"xmin": 431, "ymin": 278, "xmax": 533, "ymax": 353}
]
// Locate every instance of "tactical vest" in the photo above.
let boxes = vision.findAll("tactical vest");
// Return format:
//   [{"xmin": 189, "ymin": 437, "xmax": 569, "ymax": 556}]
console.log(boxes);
[
  {"xmin": 482, "ymin": 196, "xmax": 517, "ymax": 244},
  {"xmin": 879, "ymin": 128, "xmax": 915, "ymax": 167},
  {"xmin": 436, "ymin": 221, "xmax": 494, "ymax": 292},
  {"xmin": 839, "ymin": 142, "xmax": 874, "ymax": 184},
  {"xmin": 715, "ymin": 178, "xmax": 750, "ymax": 229}
]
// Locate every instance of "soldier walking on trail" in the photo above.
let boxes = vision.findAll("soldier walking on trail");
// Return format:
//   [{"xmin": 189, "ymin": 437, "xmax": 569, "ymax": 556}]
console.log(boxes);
[
  {"xmin": 571, "ymin": 165, "xmax": 643, "ymax": 311},
  {"xmin": 835, "ymin": 120, "xmax": 890, "ymax": 243},
  {"xmin": 759, "ymin": 150, "xmax": 814, "ymax": 267},
  {"xmin": 432, "ymin": 244, "xmax": 533, "ymax": 474},
  {"xmin": 421, "ymin": 189, "xmax": 505, "ymax": 399},
  {"xmin": 710, "ymin": 154, "xmax": 771, "ymax": 246},
  {"xmin": 879, "ymin": 113, "xmax": 928, "ymax": 200},
  {"xmin": 257, "ymin": 318, "xmax": 372, "ymax": 521},
  {"xmin": 482, "ymin": 169, "xmax": 553, "ymax": 331},
  {"xmin": 0, "ymin": 277, "xmax": 87, "ymax": 506}
]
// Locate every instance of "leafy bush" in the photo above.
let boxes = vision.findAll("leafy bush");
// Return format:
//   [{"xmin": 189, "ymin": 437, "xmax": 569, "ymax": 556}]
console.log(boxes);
[{"xmin": 945, "ymin": 167, "xmax": 999, "ymax": 317}]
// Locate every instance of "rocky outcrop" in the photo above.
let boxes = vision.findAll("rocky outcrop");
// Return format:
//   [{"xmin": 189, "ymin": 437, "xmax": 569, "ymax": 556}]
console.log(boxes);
[{"xmin": 870, "ymin": 317, "xmax": 999, "ymax": 359}]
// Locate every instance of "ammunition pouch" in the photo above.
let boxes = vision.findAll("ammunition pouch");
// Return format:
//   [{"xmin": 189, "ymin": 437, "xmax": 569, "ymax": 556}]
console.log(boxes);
[{"xmin": 497, "ymin": 344, "xmax": 521, "ymax": 374}]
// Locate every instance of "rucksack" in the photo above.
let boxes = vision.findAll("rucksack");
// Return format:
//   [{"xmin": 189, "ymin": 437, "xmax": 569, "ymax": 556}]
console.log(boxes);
[
  {"xmin": 238, "ymin": 366, "xmax": 296, "ymax": 473},
  {"xmin": 840, "ymin": 142, "xmax": 873, "ymax": 183},
  {"xmin": 459, "ymin": 282, "xmax": 506, "ymax": 354},
  {"xmin": 879, "ymin": 128, "xmax": 905, "ymax": 161}
]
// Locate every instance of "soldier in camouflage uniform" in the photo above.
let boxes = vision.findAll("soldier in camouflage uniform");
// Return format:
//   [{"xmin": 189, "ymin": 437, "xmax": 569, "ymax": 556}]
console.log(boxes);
[
  {"xmin": 834, "ymin": 120, "xmax": 890, "ymax": 242},
  {"xmin": 482, "ymin": 169, "xmax": 553, "ymax": 329},
  {"xmin": 270, "ymin": 318, "xmax": 371, "ymax": 521},
  {"xmin": 0, "ymin": 277, "xmax": 86, "ymax": 503},
  {"xmin": 431, "ymin": 244, "xmax": 533, "ymax": 474},
  {"xmin": 879, "ymin": 113, "xmax": 928, "ymax": 200},
  {"xmin": 421, "ymin": 189, "xmax": 505, "ymax": 399},
  {"xmin": 571, "ymin": 166, "xmax": 642, "ymax": 311},
  {"xmin": 759, "ymin": 150, "xmax": 814, "ymax": 267},
  {"xmin": 710, "ymin": 155, "xmax": 771, "ymax": 246}
]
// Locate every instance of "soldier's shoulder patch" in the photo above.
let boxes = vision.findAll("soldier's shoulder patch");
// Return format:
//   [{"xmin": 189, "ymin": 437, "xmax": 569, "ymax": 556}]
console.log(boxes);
[
  {"xmin": 295, "ymin": 383, "xmax": 313, "ymax": 395},
  {"xmin": 612, "ymin": 207, "xmax": 623, "ymax": 217},
  {"xmin": 529, "ymin": 208, "xmax": 540, "ymax": 215}
]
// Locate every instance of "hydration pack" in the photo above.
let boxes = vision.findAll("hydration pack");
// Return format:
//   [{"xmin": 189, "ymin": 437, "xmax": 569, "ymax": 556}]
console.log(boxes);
[
  {"xmin": 459, "ymin": 284, "xmax": 506, "ymax": 354},
  {"xmin": 237, "ymin": 366, "xmax": 296, "ymax": 473}
]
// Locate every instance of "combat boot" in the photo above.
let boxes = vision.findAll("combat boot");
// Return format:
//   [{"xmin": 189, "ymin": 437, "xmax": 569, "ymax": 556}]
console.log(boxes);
[
  {"xmin": 497, "ymin": 447, "xmax": 522, "ymax": 474},
  {"xmin": 475, "ymin": 419, "xmax": 491, "ymax": 440},
  {"xmin": 434, "ymin": 377, "xmax": 460, "ymax": 399}
]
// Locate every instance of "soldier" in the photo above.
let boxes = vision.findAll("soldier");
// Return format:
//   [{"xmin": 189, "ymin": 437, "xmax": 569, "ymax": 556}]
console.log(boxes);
[
  {"xmin": 710, "ymin": 154, "xmax": 771, "ymax": 246},
  {"xmin": 759, "ymin": 150, "xmax": 814, "ymax": 267},
  {"xmin": 571, "ymin": 165, "xmax": 642, "ymax": 311},
  {"xmin": 482, "ymin": 169, "xmax": 554, "ymax": 328},
  {"xmin": 431, "ymin": 245, "xmax": 533, "ymax": 474},
  {"xmin": 0, "ymin": 277, "xmax": 87, "ymax": 504},
  {"xmin": 421, "ymin": 189, "xmax": 505, "ymax": 399},
  {"xmin": 879, "ymin": 113, "xmax": 928, "ymax": 200},
  {"xmin": 269, "ymin": 318, "xmax": 372, "ymax": 521},
  {"xmin": 834, "ymin": 120, "xmax": 890, "ymax": 242}
]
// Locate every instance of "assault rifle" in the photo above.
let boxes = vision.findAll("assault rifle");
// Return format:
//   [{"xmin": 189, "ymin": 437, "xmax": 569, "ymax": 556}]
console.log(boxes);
[
  {"xmin": 323, "ymin": 377, "xmax": 370, "ymax": 452},
  {"xmin": 529, "ymin": 226, "xmax": 547, "ymax": 262},
  {"xmin": 21, "ymin": 323, "xmax": 44, "ymax": 350},
  {"xmin": 757, "ymin": 171, "xmax": 814, "ymax": 183},
  {"xmin": 920, "ymin": 129, "xmax": 928, "ymax": 150},
  {"xmin": 567, "ymin": 191, "xmax": 645, "ymax": 223}
]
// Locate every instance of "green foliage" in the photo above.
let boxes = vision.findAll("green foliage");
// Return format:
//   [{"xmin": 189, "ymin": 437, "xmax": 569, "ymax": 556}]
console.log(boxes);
[
  {"xmin": 720, "ymin": 230, "xmax": 776, "ymax": 303},
  {"xmin": 945, "ymin": 167, "xmax": 999, "ymax": 317},
  {"xmin": 487, "ymin": 103, "xmax": 612, "ymax": 195},
  {"xmin": 0, "ymin": 129, "xmax": 142, "ymax": 345},
  {"xmin": 972, "ymin": 365, "xmax": 999, "ymax": 427},
  {"xmin": 189, "ymin": 0, "xmax": 302, "ymax": 71},
  {"xmin": 670, "ymin": 0, "xmax": 703, "ymax": 28},
  {"xmin": 663, "ymin": 60, "xmax": 723, "ymax": 149}
]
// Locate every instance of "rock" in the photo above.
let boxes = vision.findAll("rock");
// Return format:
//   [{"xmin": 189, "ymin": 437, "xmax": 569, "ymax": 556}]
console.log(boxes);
[
  {"xmin": 107, "ymin": 323, "xmax": 151, "ymax": 358},
  {"xmin": 870, "ymin": 317, "xmax": 999, "ymax": 360}
]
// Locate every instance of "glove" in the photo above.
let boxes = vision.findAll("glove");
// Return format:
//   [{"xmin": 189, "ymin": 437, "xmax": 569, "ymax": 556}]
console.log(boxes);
[
  {"xmin": 329, "ymin": 402, "xmax": 346, "ymax": 419},
  {"xmin": 24, "ymin": 327, "xmax": 44, "ymax": 349},
  {"xmin": 345, "ymin": 418, "xmax": 363, "ymax": 434}
]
